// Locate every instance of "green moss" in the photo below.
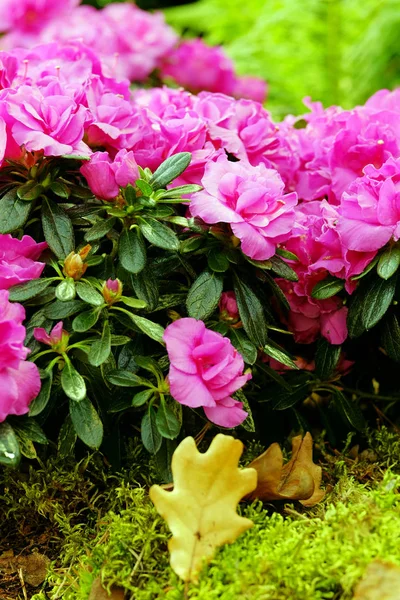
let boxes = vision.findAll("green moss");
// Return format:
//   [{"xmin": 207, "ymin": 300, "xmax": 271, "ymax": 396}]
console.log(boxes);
[{"xmin": 2, "ymin": 430, "xmax": 400, "ymax": 600}]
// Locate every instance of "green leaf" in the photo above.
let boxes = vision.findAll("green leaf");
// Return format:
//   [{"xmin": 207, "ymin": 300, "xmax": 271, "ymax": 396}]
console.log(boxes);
[
  {"xmin": 44, "ymin": 299, "xmax": 86, "ymax": 319},
  {"xmin": 269, "ymin": 255, "xmax": 298, "ymax": 281},
  {"xmin": 348, "ymin": 274, "xmax": 397, "ymax": 338},
  {"xmin": 84, "ymin": 217, "xmax": 116, "ymax": 242},
  {"xmin": 55, "ymin": 279, "xmax": 76, "ymax": 301},
  {"xmin": 156, "ymin": 401, "xmax": 181, "ymax": 439},
  {"xmin": 136, "ymin": 179, "xmax": 153, "ymax": 196},
  {"xmin": 150, "ymin": 152, "xmax": 191, "ymax": 190},
  {"xmin": 186, "ymin": 270, "xmax": 223, "ymax": 320},
  {"xmin": 137, "ymin": 216, "xmax": 180, "ymax": 250},
  {"xmin": 0, "ymin": 423, "xmax": 21, "ymax": 467},
  {"xmin": 207, "ymin": 249, "xmax": 230, "ymax": 272},
  {"xmin": 61, "ymin": 361, "xmax": 86, "ymax": 401},
  {"xmin": 377, "ymin": 246, "xmax": 400, "ymax": 280},
  {"xmin": 76, "ymin": 282, "xmax": 104, "ymax": 306},
  {"xmin": 276, "ymin": 248, "xmax": 299, "ymax": 261},
  {"xmin": 154, "ymin": 438, "xmax": 177, "ymax": 483},
  {"xmin": 69, "ymin": 397, "xmax": 103, "ymax": 449},
  {"xmin": 234, "ymin": 389, "xmax": 255, "ymax": 432},
  {"xmin": 315, "ymin": 339, "xmax": 341, "ymax": 381},
  {"xmin": 233, "ymin": 275, "xmax": 268, "ymax": 346},
  {"xmin": 127, "ymin": 313, "xmax": 165, "ymax": 343},
  {"xmin": 229, "ymin": 329, "xmax": 257, "ymax": 364},
  {"xmin": 0, "ymin": 187, "xmax": 32, "ymax": 233},
  {"xmin": 8, "ymin": 278, "xmax": 53, "ymax": 302},
  {"xmin": 128, "ymin": 269, "xmax": 159, "ymax": 312},
  {"xmin": 88, "ymin": 321, "xmax": 111, "ymax": 367},
  {"xmin": 141, "ymin": 406, "xmax": 162, "ymax": 453},
  {"xmin": 132, "ymin": 389, "xmax": 154, "ymax": 407},
  {"xmin": 160, "ymin": 184, "xmax": 202, "ymax": 198},
  {"xmin": 180, "ymin": 236, "xmax": 204, "ymax": 254},
  {"xmin": 332, "ymin": 388, "xmax": 366, "ymax": 431},
  {"xmin": 107, "ymin": 370, "xmax": 152, "ymax": 387},
  {"xmin": 119, "ymin": 228, "xmax": 147, "ymax": 274},
  {"xmin": 382, "ymin": 312, "xmax": 400, "ymax": 362},
  {"xmin": 268, "ymin": 374, "xmax": 312, "ymax": 410},
  {"xmin": 28, "ymin": 371, "xmax": 53, "ymax": 417},
  {"xmin": 42, "ymin": 198, "xmax": 74, "ymax": 259},
  {"xmin": 263, "ymin": 339, "xmax": 298, "ymax": 369},
  {"xmin": 57, "ymin": 415, "xmax": 77, "ymax": 457},
  {"xmin": 120, "ymin": 296, "xmax": 147, "ymax": 309},
  {"xmin": 110, "ymin": 335, "xmax": 132, "ymax": 346},
  {"xmin": 311, "ymin": 276, "xmax": 344, "ymax": 299},
  {"xmin": 72, "ymin": 308, "xmax": 101, "ymax": 332},
  {"xmin": 49, "ymin": 181, "xmax": 70, "ymax": 199},
  {"xmin": 17, "ymin": 181, "xmax": 44, "ymax": 201},
  {"xmin": 12, "ymin": 418, "xmax": 47, "ymax": 444}
]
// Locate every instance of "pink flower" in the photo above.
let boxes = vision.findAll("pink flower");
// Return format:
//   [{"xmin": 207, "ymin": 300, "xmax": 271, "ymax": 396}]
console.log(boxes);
[
  {"xmin": 219, "ymin": 291, "xmax": 239, "ymax": 322},
  {"xmin": 161, "ymin": 39, "xmax": 236, "ymax": 95},
  {"xmin": 6, "ymin": 84, "xmax": 90, "ymax": 157},
  {"xmin": 34, "ymin": 321, "xmax": 69, "ymax": 353},
  {"xmin": 102, "ymin": 278, "xmax": 123, "ymax": 305},
  {"xmin": 338, "ymin": 157, "xmax": 400, "ymax": 253},
  {"xmin": 190, "ymin": 155, "xmax": 297, "ymax": 260},
  {"xmin": 0, "ymin": 0, "xmax": 79, "ymax": 35},
  {"xmin": 80, "ymin": 149, "xmax": 139, "ymax": 200},
  {"xmin": 163, "ymin": 318, "xmax": 251, "ymax": 427},
  {"xmin": 0, "ymin": 234, "xmax": 47, "ymax": 290},
  {"xmin": 0, "ymin": 290, "xmax": 41, "ymax": 422},
  {"xmin": 233, "ymin": 75, "xmax": 268, "ymax": 104}
]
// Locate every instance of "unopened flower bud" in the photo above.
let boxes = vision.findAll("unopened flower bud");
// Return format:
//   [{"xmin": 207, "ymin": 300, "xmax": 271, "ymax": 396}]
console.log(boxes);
[
  {"xmin": 219, "ymin": 291, "xmax": 240, "ymax": 323},
  {"xmin": 34, "ymin": 321, "xmax": 70, "ymax": 353},
  {"xmin": 63, "ymin": 244, "xmax": 91, "ymax": 280},
  {"xmin": 102, "ymin": 278, "xmax": 123, "ymax": 305}
]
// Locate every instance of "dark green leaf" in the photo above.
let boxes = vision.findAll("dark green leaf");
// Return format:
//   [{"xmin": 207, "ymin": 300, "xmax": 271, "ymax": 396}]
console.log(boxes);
[
  {"xmin": 132, "ymin": 389, "xmax": 154, "ymax": 407},
  {"xmin": 107, "ymin": 370, "xmax": 152, "ymax": 387},
  {"xmin": 311, "ymin": 276, "xmax": 344, "ymax": 299},
  {"xmin": 128, "ymin": 269, "xmax": 159, "ymax": 312},
  {"xmin": 0, "ymin": 187, "xmax": 32, "ymax": 233},
  {"xmin": 72, "ymin": 308, "xmax": 101, "ymax": 332},
  {"xmin": 269, "ymin": 255, "xmax": 298, "ymax": 281},
  {"xmin": 234, "ymin": 389, "xmax": 255, "ymax": 432},
  {"xmin": 119, "ymin": 228, "xmax": 147, "ymax": 274},
  {"xmin": 61, "ymin": 361, "xmax": 86, "ymax": 401},
  {"xmin": 84, "ymin": 217, "xmax": 116, "ymax": 242},
  {"xmin": 17, "ymin": 181, "xmax": 44, "ymax": 201},
  {"xmin": 12, "ymin": 418, "xmax": 47, "ymax": 444},
  {"xmin": 76, "ymin": 282, "xmax": 104, "ymax": 306},
  {"xmin": 263, "ymin": 339, "xmax": 298, "ymax": 369},
  {"xmin": 154, "ymin": 438, "xmax": 177, "ymax": 483},
  {"xmin": 150, "ymin": 152, "xmax": 191, "ymax": 190},
  {"xmin": 8, "ymin": 278, "xmax": 53, "ymax": 302},
  {"xmin": 70, "ymin": 397, "xmax": 103, "ymax": 449},
  {"xmin": 57, "ymin": 415, "xmax": 77, "ymax": 457},
  {"xmin": 127, "ymin": 313, "xmax": 165, "ymax": 343},
  {"xmin": 141, "ymin": 407, "xmax": 162, "ymax": 453},
  {"xmin": 156, "ymin": 401, "xmax": 181, "ymax": 439},
  {"xmin": 315, "ymin": 339, "xmax": 341, "ymax": 381},
  {"xmin": 229, "ymin": 329, "xmax": 257, "ymax": 364},
  {"xmin": 377, "ymin": 246, "xmax": 400, "ymax": 280},
  {"xmin": 348, "ymin": 274, "xmax": 397, "ymax": 338},
  {"xmin": 186, "ymin": 270, "xmax": 223, "ymax": 320},
  {"xmin": 88, "ymin": 320, "xmax": 111, "ymax": 367},
  {"xmin": 49, "ymin": 181, "xmax": 70, "ymax": 199},
  {"xmin": 0, "ymin": 423, "xmax": 21, "ymax": 467},
  {"xmin": 207, "ymin": 249, "xmax": 230, "ymax": 272},
  {"xmin": 276, "ymin": 248, "xmax": 299, "ymax": 261},
  {"xmin": 42, "ymin": 198, "xmax": 74, "ymax": 258},
  {"xmin": 382, "ymin": 312, "xmax": 400, "ymax": 362},
  {"xmin": 44, "ymin": 299, "xmax": 86, "ymax": 319},
  {"xmin": 137, "ymin": 216, "xmax": 180, "ymax": 251},
  {"xmin": 332, "ymin": 388, "xmax": 366, "ymax": 431},
  {"xmin": 29, "ymin": 371, "xmax": 53, "ymax": 417},
  {"xmin": 233, "ymin": 275, "xmax": 268, "ymax": 346}
]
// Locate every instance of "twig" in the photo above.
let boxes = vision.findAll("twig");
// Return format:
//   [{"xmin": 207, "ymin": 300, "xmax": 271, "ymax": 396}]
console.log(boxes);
[{"xmin": 18, "ymin": 568, "xmax": 28, "ymax": 600}]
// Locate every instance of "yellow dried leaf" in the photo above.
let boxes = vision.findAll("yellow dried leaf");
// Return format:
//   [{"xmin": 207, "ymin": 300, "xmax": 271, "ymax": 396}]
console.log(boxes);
[
  {"xmin": 247, "ymin": 432, "xmax": 325, "ymax": 506},
  {"xmin": 353, "ymin": 560, "xmax": 400, "ymax": 600},
  {"xmin": 149, "ymin": 434, "xmax": 257, "ymax": 582}
]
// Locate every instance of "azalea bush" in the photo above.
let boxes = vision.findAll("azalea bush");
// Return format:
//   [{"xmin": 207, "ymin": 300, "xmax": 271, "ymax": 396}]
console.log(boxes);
[{"xmin": 1, "ymin": 0, "xmax": 400, "ymax": 473}]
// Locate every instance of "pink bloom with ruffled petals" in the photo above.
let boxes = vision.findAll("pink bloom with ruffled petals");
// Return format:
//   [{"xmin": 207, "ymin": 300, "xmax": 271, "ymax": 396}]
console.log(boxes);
[
  {"xmin": 163, "ymin": 318, "xmax": 251, "ymax": 428},
  {"xmin": 34, "ymin": 321, "xmax": 70, "ymax": 352},
  {"xmin": 80, "ymin": 149, "xmax": 139, "ymax": 200},
  {"xmin": 0, "ymin": 234, "xmax": 47, "ymax": 290},
  {"xmin": 191, "ymin": 155, "xmax": 297, "ymax": 260},
  {"xmin": 0, "ymin": 290, "xmax": 41, "ymax": 422}
]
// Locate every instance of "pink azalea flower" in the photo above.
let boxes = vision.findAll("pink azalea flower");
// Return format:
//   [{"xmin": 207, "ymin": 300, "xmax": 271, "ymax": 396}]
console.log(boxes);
[
  {"xmin": 232, "ymin": 75, "xmax": 268, "ymax": 104},
  {"xmin": 0, "ymin": 0, "xmax": 79, "ymax": 35},
  {"xmin": 80, "ymin": 149, "xmax": 139, "ymax": 200},
  {"xmin": 0, "ymin": 290, "xmax": 41, "ymax": 422},
  {"xmin": 0, "ymin": 234, "xmax": 47, "ymax": 290},
  {"xmin": 190, "ymin": 155, "xmax": 297, "ymax": 260},
  {"xmin": 34, "ymin": 321, "xmax": 69, "ymax": 352},
  {"xmin": 163, "ymin": 318, "xmax": 251, "ymax": 428},
  {"xmin": 219, "ymin": 291, "xmax": 240, "ymax": 322},
  {"xmin": 338, "ymin": 157, "xmax": 400, "ymax": 253}
]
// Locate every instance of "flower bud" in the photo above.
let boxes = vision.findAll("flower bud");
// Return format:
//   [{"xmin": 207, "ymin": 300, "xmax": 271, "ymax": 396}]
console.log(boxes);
[
  {"xmin": 219, "ymin": 291, "xmax": 240, "ymax": 323},
  {"xmin": 102, "ymin": 278, "xmax": 123, "ymax": 305},
  {"xmin": 63, "ymin": 244, "xmax": 91, "ymax": 281},
  {"xmin": 34, "ymin": 321, "xmax": 70, "ymax": 353}
]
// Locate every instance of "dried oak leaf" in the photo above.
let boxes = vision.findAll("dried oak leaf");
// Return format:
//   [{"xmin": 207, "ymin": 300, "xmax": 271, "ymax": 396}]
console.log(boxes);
[
  {"xmin": 0, "ymin": 551, "xmax": 50, "ymax": 586},
  {"xmin": 149, "ymin": 434, "xmax": 257, "ymax": 582},
  {"xmin": 247, "ymin": 432, "xmax": 325, "ymax": 506},
  {"xmin": 353, "ymin": 560, "xmax": 400, "ymax": 600},
  {"xmin": 88, "ymin": 576, "xmax": 125, "ymax": 600}
]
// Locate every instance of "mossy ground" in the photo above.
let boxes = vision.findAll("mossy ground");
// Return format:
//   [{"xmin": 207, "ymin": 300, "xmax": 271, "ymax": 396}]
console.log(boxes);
[{"xmin": 1, "ymin": 429, "xmax": 400, "ymax": 600}]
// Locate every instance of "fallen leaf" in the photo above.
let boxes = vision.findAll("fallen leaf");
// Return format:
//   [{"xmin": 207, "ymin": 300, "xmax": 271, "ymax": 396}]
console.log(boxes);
[
  {"xmin": 0, "ymin": 551, "xmax": 50, "ymax": 586},
  {"xmin": 353, "ymin": 560, "xmax": 400, "ymax": 599},
  {"xmin": 149, "ymin": 434, "xmax": 257, "ymax": 582},
  {"xmin": 247, "ymin": 432, "xmax": 325, "ymax": 506},
  {"xmin": 89, "ymin": 576, "xmax": 125, "ymax": 600}
]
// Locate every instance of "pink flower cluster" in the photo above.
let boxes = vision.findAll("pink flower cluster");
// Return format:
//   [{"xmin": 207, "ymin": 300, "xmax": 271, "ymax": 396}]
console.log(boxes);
[{"xmin": 0, "ymin": 290, "xmax": 41, "ymax": 422}]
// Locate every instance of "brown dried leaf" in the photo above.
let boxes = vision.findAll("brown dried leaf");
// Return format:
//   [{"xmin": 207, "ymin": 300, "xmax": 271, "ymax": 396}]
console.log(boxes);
[
  {"xmin": 0, "ymin": 551, "xmax": 50, "ymax": 586},
  {"xmin": 247, "ymin": 432, "xmax": 325, "ymax": 506},
  {"xmin": 353, "ymin": 560, "xmax": 400, "ymax": 599},
  {"xmin": 150, "ymin": 434, "xmax": 257, "ymax": 582},
  {"xmin": 88, "ymin": 576, "xmax": 125, "ymax": 600}
]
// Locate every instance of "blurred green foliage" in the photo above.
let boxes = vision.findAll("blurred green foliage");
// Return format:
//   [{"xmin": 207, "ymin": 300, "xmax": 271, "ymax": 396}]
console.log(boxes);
[{"xmin": 165, "ymin": 0, "xmax": 400, "ymax": 118}]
